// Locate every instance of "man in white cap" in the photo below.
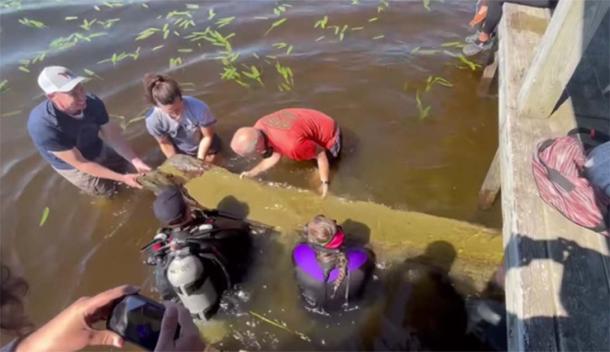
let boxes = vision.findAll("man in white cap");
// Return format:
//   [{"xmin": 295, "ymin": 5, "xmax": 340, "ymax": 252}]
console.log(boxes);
[{"xmin": 27, "ymin": 66, "xmax": 151, "ymax": 196}]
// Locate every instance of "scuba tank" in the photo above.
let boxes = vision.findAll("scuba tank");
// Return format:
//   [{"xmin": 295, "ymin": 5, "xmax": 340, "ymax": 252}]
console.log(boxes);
[
  {"xmin": 167, "ymin": 247, "xmax": 219, "ymax": 321},
  {"xmin": 142, "ymin": 210, "xmax": 251, "ymax": 320}
]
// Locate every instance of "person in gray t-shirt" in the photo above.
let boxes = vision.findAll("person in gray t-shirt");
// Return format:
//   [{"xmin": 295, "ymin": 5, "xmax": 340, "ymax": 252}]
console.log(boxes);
[{"xmin": 143, "ymin": 74, "xmax": 221, "ymax": 163}]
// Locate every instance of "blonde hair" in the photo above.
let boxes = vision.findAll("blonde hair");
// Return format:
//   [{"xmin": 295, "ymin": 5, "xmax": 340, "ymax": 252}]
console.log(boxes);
[{"xmin": 305, "ymin": 215, "xmax": 348, "ymax": 298}]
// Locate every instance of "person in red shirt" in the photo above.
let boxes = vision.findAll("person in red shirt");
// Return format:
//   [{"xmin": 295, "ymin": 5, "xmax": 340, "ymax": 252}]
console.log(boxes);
[{"xmin": 230, "ymin": 108, "xmax": 341, "ymax": 197}]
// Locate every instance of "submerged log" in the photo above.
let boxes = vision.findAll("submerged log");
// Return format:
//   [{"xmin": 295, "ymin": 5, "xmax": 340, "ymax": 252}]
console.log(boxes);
[{"xmin": 141, "ymin": 155, "xmax": 503, "ymax": 290}]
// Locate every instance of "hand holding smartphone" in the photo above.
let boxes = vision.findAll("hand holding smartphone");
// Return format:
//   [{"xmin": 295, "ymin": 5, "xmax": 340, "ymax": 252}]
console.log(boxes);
[{"xmin": 107, "ymin": 294, "xmax": 206, "ymax": 352}]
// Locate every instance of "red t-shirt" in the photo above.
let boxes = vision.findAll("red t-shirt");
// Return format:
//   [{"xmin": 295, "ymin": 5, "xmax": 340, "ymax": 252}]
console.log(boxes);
[{"xmin": 254, "ymin": 108, "xmax": 338, "ymax": 161}]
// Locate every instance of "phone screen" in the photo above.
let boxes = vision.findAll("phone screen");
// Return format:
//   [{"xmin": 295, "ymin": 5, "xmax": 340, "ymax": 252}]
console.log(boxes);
[{"xmin": 107, "ymin": 294, "xmax": 165, "ymax": 351}]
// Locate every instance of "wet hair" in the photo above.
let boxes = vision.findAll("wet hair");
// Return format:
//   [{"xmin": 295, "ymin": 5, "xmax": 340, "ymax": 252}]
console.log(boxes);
[
  {"xmin": 143, "ymin": 73, "xmax": 182, "ymax": 106},
  {"xmin": 305, "ymin": 215, "xmax": 348, "ymax": 298},
  {"xmin": 0, "ymin": 264, "xmax": 33, "ymax": 336}
]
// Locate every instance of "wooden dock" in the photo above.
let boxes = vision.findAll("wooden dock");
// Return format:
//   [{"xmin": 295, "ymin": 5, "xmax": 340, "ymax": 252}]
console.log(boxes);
[{"xmin": 496, "ymin": 1, "xmax": 610, "ymax": 350}]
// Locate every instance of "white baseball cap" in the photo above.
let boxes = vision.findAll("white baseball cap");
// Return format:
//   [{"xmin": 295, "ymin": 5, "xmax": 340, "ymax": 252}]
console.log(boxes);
[{"xmin": 37, "ymin": 66, "xmax": 87, "ymax": 95}]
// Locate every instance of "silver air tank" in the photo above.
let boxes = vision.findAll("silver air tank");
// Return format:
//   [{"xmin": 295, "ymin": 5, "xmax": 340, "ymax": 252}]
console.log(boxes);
[{"xmin": 166, "ymin": 249, "xmax": 218, "ymax": 320}]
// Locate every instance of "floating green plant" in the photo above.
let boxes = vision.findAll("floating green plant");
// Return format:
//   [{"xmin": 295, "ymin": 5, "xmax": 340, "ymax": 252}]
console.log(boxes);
[
  {"xmin": 39, "ymin": 207, "xmax": 50, "ymax": 227},
  {"xmin": 441, "ymin": 41, "xmax": 464, "ymax": 48},
  {"xmin": 372, "ymin": 34, "xmax": 384, "ymax": 40},
  {"xmin": 18, "ymin": 17, "xmax": 46, "ymax": 29},
  {"xmin": 141, "ymin": 2, "xmax": 149, "ymax": 8},
  {"xmin": 415, "ymin": 89, "xmax": 431, "ymax": 120},
  {"xmin": 135, "ymin": 27, "xmax": 159, "ymax": 40},
  {"xmin": 1, "ymin": 110, "xmax": 22, "ymax": 118},
  {"xmin": 249, "ymin": 311, "xmax": 311, "ymax": 343},
  {"xmin": 18, "ymin": 66, "xmax": 30, "ymax": 73},
  {"xmin": 265, "ymin": 18, "xmax": 287, "ymax": 36},
  {"xmin": 177, "ymin": 48, "xmax": 193, "ymax": 53},
  {"xmin": 208, "ymin": 8, "xmax": 216, "ymax": 20},
  {"xmin": 351, "ymin": 26, "xmax": 364, "ymax": 31},
  {"xmin": 368, "ymin": 17, "xmax": 378, "ymax": 23},
  {"xmin": 0, "ymin": 80, "xmax": 8, "ymax": 93},
  {"xmin": 98, "ymin": 47, "xmax": 141, "ymax": 65},
  {"xmin": 103, "ymin": 1, "xmax": 123, "ymax": 8},
  {"xmin": 65, "ymin": 16, "xmax": 78, "ymax": 21},
  {"xmin": 314, "ymin": 16, "xmax": 328, "ymax": 29},
  {"xmin": 98, "ymin": 18, "xmax": 120, "ymax": 29},
  {"xmin": 216, "ymin": 16, "xmax": 235, "ymax": 28},
  {"xmin": 339, "ymin": 25, "xmax": 348, "ymax": 41},
  {"xmin": 83, "ymin": 68, "xmax": 103, "ymax": 80},
  {"xmin": 169, "ymin": 57, "xmax": 182, "ymax": 68},
  {"xmin": 80, "ymin": 18, "xmax": 97, "ymax": 31},
  {"xmin": 422, "ymin": 0, "xmax": 431, "ymax": 11},
  {"xmin": 377, "ymin": 0, "xmax": 389, "ymax": 13},
  {"xmin": 273, "ymin": 3, "xmax": 291, "ymax": 16},
  {"xmin": 315, "ymin": 35, "xmax": 325, "ymax": 42},
  {"xmin": 457, "ymin": 54, "xmax": 481, "ymax": 71},
  {"xmin": 241, "ymin": 65, "xmax": 264, "ymax": 86},
  {"xmin": 425, "ymin": 75, "xmax": 453, "ymax": 91},
  {"xmin": 0, "ymin": 0, "xmax": 21, "ymax": 10},
  {"xmin": 186, "ymin": 3, "xmax": 199, "ymax": 10},
  {"xmin": 275, "ymin": 61, "xmax": 294, "ymax": 91},
  {"xmin": 351, "ymin": 0, "xmax": 360, "ymax": 4},
  {"xmin": 152, "ymin": 44, "xmax": 164, "ymax": 51}
]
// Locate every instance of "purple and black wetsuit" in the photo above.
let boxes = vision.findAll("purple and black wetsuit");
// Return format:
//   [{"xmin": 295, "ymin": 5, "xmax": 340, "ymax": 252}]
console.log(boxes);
[{"xmin": 292, "ymin": 243, "xmax": 373, "ymax": 311}]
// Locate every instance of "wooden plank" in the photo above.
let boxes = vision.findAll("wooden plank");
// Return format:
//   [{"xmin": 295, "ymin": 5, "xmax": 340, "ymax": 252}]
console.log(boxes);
[
  {"xmin": 517, "ymin": 0, "xmax": 610, "ymax": 118},
  {"xmin": 478, "ymin": 148, "xmax": 500, "ymax": 210},
  {"xmin": 499, "ymin": 4, "xmax": 610, "ymax": 351}
]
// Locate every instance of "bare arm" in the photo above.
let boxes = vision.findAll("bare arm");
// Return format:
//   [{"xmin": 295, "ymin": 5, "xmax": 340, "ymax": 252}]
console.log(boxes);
[
  {"xmin": 196, "ymin": 126, "xmax": 214, "ymax": 160},
  {"xmin": 156, "ymin": 136, "xmax": 177, "ymax": 159},
  {"xmin": 51, "ymin": 148, "xmax": 141, "ymax": 188},
  {"xmin": 100, "ymin": 122, "xmax": 150, "ymax": 172},
  {"xmin": 241, "ymin": 152, "xmax": 282, "ymax": 178},
  {"xmin": 316, "ymin": 149, "xmax": 330, "ymax": 197}
]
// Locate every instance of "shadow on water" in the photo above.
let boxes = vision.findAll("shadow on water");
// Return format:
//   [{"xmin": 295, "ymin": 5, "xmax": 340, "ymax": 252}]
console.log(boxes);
[{"xmin": 504, "ymin": 235, "xmax": 610, "ymax": 351}]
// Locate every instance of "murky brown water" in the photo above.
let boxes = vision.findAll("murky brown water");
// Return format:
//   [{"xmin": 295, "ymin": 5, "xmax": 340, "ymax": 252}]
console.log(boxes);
[{"xmin": 1, "ymin": 0, "xmax": 501, "ymax": 350}]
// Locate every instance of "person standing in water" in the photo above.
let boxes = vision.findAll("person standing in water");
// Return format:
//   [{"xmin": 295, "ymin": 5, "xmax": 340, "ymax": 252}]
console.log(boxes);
[
  {"xmin": 230, "ymin": 108, "xmax": 341, "ymax": 197},
  {"xmin": 292, "ymin": 215, "xmax": 374, "ymax": 312},
  {"xmin": 27, "ymin": 66, "xmax": 150, "ymax": 197},
  {"xmin": 143, "ymin": 74, "xmax": 221, "ymax": 164}
]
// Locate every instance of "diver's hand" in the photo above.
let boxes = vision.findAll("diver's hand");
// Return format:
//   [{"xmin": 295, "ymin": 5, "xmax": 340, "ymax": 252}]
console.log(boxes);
[
  {"xmin": 16, "ymin": 285, "xmax": 139, "ymax": 352},
  {"xmin": 155, "ymin": 302, "xmax": 206, "ymax": 352}
]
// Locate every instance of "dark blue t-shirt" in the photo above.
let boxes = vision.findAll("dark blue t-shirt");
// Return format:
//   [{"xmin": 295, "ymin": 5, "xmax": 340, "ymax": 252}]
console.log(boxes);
[{"xmin": 27, "ymin": 94, "xmax": 109, "ymax": 170}]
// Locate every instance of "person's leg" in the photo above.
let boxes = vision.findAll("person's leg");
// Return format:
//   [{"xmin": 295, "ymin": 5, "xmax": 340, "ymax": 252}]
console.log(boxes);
[
  {"xmin": 483, "ymin": 0, "xmax": 555, "ymax": 35},
  {"xmin": 54, "ymin": 167, "xmax": 117, "ymax": 197}
]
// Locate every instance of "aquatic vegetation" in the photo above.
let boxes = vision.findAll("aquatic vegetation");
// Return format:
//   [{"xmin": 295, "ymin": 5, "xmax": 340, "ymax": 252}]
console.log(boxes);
[
  {"xmin": 18, "ymin": 17, "xmax": 46, "ymax": 29},
  {"xmin": 152, "ymin": 44, "xmax": 164, "ymax": 51},
  {"xmin": 0, "ymin": 0, "xmax": 21, "ymax": 10},
  {"xmin": 441, "ymin": 41, "xmax": 465, "ymax": 48},
  {"xmin": 83, "ymin": 68, "xmax": 103, "ymax": 80},
  {"xmin": 314, "ymin": 16, "xmax": 328, "ymax": 29},
  {"xmin": 415, "ymin": 89, "xmax": 431, "ymax": 120},
  {"xmin": 49, "ymin": 32, "xmax": 108, "ymax": 51},
  {"xmin": 135, "ymin": 27, "xmax": 160, "ymax": 41},
  {"xmin": 265, "ymin": 18, "xmax": 287, "ymax": 36},
  {"xmin": 169, "ymin": 57, "xmax": 183, "ymax": 68},
  {"xmin": 425, "ymin": 75, "xmax": 453, "ymax": 91},
  {"xmin": 186, "ymin": 3, "xmax": 199, "ymax": 10},
  {"xmin": 208, "ymin": 8, "xmax": 216, "ymax": 20},
  {"xmin": 0, "ymin": 80, "xmax": 8, "ymax": 94},
  {"xmin": 377, "ymin": 0, "xmax": 390, "ymax": 13},
  {"xmin": 275, "ymin": 61, "xmax": 294, "ymax": 91},
  {"xmin": 273, "ymin": 3, "xmax": 291, "ymax": 16},
  {"xmin": 103, "ymin": 1, "xmax": 123, "ymax": 9},
  {"xmin": 457, "ymin": 54, "xmax": 481, "ymax": 71},
  {"xmin": 241, "ymin": 65, "xmax": 264, "ymax": 87},
  {"xmin": 249, "ymin": 311, "xmax": 311, "ymax": 343},
  {"xmin": 18, "ymin": 66, "xmax": 30, "ymax": 73},
  {"xmin": 98, "ymin": 18, "xmax": 120, "ymax": 29},
  {"xmin": 372, "ymin": 34, "xmax": 384, "ymax": 40},
  {"xmin": 98, "ymin": 47, "xmax": 141, "ymax": 65},
  {"xmin": 315, "ymin": 35, "xmax": 325, "ymax": 42},
  {"xmin": 216, "ymin": 16, "xmax": 235, "ymax": 28},
  {"xmin": 0, "ymin": 110, "xmax": 22, "ymax": 118},
  {"xmin": 39, "ymin": 207, "xmax": 50, "ymax": 227},
  {"xmin": 368, "ymin": 17, "xmax": 378, "ymax": 23},
  {"xmin": 65, "ymin": 16, "xmax": 78, "ymax": 21},
  {"xmin": 167, "ymin": 10, "xmax": 195, "ymax": 30},
  {"xmin": 80, "ymin": 18, "xmax": 97, "ymax": 31},
  {"xmin": 422, "ymin": 0, "xmax": 431, "ymax": 11}
]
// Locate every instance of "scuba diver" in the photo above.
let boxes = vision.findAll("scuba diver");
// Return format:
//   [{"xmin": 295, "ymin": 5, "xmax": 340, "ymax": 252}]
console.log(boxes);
[
  {"xmin": 142, "ymin": 186, "xmax": 251, "ymax": 320},
  {"xmin": 292, "ymin": 215, "xmax": 374, "ymax": 313}
]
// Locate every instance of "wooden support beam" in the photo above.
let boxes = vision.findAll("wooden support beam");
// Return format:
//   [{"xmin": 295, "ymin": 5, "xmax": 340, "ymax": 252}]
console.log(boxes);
[
  {"xmin": 477, "ymin": 53, "xmax": 499, "ymax": 98},
  {"xmin": 517, "ymin": 0, "xmax": 610, "ymax": 118},
  {"xmin": 478, "ymin": 148, "xmax": 500, "ymax": 210}
]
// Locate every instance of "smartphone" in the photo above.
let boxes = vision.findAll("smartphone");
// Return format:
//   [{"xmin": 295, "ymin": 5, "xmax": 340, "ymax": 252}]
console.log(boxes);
[{"xmin": 106, "ymin": 294, "xmax": 167, "ymax": 351}]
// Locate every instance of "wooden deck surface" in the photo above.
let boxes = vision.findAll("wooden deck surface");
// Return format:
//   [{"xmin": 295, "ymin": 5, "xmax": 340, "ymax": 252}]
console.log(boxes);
[{"xmin": 498, "ymin": 4, "xmax": 610, "ymax": 351}]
